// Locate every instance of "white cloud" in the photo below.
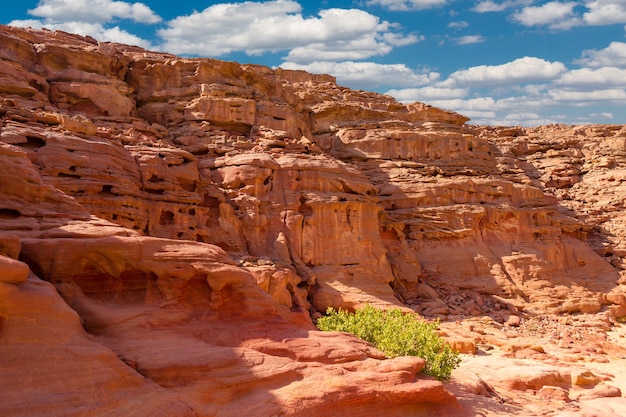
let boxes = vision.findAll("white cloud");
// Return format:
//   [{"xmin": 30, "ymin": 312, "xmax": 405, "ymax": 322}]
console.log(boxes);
[
  {"xmin": 477, "ymin": 0, "xmax": 626, "ymax": 29},
  {"xmin": 475, "ymin": 111, "xmax": 561, "ymax": 127},
  {"xmin": 487, "ymin": 114, "xmax": 562, "ymax": 126},
  {"xmin": 381, "ymin": 31, "xmax": 423, "ymax": 47},
  {"xmin": 385, "ymin": 68, "xmax": 621, "ymax": 126},
  {"xmin": 496, "ymin": 95, "xmax": 557, "ymax": 109},
  {"xmin": 446, "ymin": 57, "xmax": 567, "ymax": 87},
  {"xmin": 454, "ymin": 35, "xmax": 485, "ymax": 44},
  {"xmin": 471, "ymin": 0, "xmax": 534, "ymax": 13},
  {"xmin": 503, "ymin": 111, "xmax": 542, "ymax": 120},
  {"xmin": 583, "ymin": 0, "xmax": 626, "ymax": 25},
  {"xmin": 590, "ymin": 112, "xmax": 615, "ymax": 119},
  {"xmin": 8, "ymin": 19, "xmax": 43, "ymax": 28},
  {"xmin": 432, "ymin": 97, "xmax": 498, "ymax": 111},
  {"xmin": 386, "ymin": 86, "xmax": 468, "ymax": 101},
  {"xmin": 158, "ymin": 2, "xmax": 418, "ymax": 62},
  {"xmin": 284, "ymin": 40, "xmax": 393, "ymax": 64},
  {"xmin": 459, "ymin": 96, "xmax": 563, "ymax": 126},
  {"xmin": 426, "ymin": 96, "xmax": 500, "ymax": 123},
  {"xmin": 549, "ymin": 88, "xmax": 626, "ymax": 102},
  {"xmin": 28, "ymin": 0, "xmax": 161, "ymax": 24},
  {"xmin": 577, "ymin": 41, "xmax": 626, "ymax": 67},
  {"xmin": 555, "ymin": 66, "xmax": 626, "ymax": 88},
  {"xmin": 512, "ymin": 1, "xmax": 581, "ymax": 29},
  {"xmin": 8, "ymin": 0, "xmax": 159, "ymax": 48},
  {"xmin": 284, "ymin": 31, "xmax": 422, "ymax": 64},
  {"xmin": 96, "ymin": 25, "xmax": 156, "ymax": 47},
  {"xmin": 472, "ymin": 1, "xmax": 508, "ymax": 13},
  {"xmin": 448, "ymin": 21, "xmax": 469, "ymax": 29},
  {"xmin": 280, "ymin": 61, "xmax": 439, "ymax": 89},
  {"xmin": 459, "ymin": 110, "xmax": 497, "ymax": 120},
  {"xmin": 8, "ymin": 19, "xmax": 155, "ymax": 48},
  {"xmin": 365, "ymin": 0, "xmax": 447, "ymax": 11},
  {"xmin": 385, "ymin": 52, "xmax": 626, "ymax": 126}
]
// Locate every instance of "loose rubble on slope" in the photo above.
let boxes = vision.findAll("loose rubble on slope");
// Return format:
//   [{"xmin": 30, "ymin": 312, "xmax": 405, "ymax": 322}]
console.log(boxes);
[{"xmin": 2, "ymin": 25, "xmax": 626, "ymax": 416}]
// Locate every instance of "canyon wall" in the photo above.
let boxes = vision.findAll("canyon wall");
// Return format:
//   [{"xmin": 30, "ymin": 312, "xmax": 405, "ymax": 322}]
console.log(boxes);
[{"xmin": 1, "ymin": 25, "xmax": 626, "ymax": 416}]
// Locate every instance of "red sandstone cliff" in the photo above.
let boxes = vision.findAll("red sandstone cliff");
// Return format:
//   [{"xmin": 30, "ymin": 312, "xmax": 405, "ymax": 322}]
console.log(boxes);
[{"xmin": 2, "ymin": 25, "xmax": 626, "ymax": 416}]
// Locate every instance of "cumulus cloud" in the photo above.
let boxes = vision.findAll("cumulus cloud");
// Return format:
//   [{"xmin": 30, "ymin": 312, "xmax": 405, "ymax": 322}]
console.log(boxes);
[
  {"xmin": 577, "ymin": 41, "xmax": 626, "ymax": 67},
  {"xmin": 555, "ymin": 66, "xmax": 626, "ymax": 88},
  {"xmin": 549, "ymin": 88, "xmax": 626, "ymax": 102},
  {"xmin": 158, "ymin": 1, "xmax": 418, "ymax": 61},
  {"xmin": 583, "ymin": 0, "xmax": 626, "ymax": 25},
  {"xmin": 28, "ymin": 0, "xmax": 161, "ymax": 24},
  {"xmin": 503, "ymin": 111, "xmax": 543, "ymax": 121},
  {"xmin": 280, "ymin": 61, "xmax": 439, "ymax": 89},
  {"xmin": 457, "ymin": 95, "xmax": 565, "ymax": 126},
  {"xmin": 428, "ymin": 96, "xmax": 498, "ymax": 116},
  {"xmin": 511, "ymin": 1, "xmax": 581, "ymax": 29},
  {"xmin": 477, "ymin": 0, "xmax": 626, "ymax": 29},
  {"xmin": 365, "ymin": 0, "xmax": 447, "ymax": 11},
  {"xmin": 496, "ymin": 95, "xmax": 559, "ymax": 111},
  {"xmin": 385, "ymin": 87, "xmax": 536, "ymax": 124},
  {"xmin": 386, "ymin": 86, "xmax": 468, "ymax": 101},
  {"xmin": 446, "ymin": 57, "xmax": 566, "ymax": 87},
  {"xmin": 384, "ymin": 51, "xmax": 624, "ymax": 127}
]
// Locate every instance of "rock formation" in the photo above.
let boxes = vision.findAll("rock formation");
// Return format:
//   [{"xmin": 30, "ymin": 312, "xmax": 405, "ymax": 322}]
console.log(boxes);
[{"xmin": 2, "ymin": 25, "xmax": 626, "ymax": 416}]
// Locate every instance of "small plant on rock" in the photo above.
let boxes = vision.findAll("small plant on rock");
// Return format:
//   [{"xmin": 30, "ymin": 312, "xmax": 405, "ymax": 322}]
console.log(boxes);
[{"xmin": 316, "ymin": 304, "xmax": 460, "ymax": 381}]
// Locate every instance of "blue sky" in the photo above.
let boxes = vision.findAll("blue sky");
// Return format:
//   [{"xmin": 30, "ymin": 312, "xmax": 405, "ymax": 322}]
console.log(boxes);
[{"xmin": 3, "ymin": 0, "xmax": 626, "ymax": 126}]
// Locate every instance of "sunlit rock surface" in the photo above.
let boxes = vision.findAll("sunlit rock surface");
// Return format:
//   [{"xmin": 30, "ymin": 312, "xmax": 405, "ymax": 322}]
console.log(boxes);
[{"xmin": 2, "ymin": 25, "xmax": 626, "ymax": 416}]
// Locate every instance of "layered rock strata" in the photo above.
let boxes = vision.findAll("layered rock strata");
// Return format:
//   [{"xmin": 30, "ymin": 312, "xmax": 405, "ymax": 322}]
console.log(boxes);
[{"xmin": 2, "ymin": 25, "xmax": 626, "ymax": 416}]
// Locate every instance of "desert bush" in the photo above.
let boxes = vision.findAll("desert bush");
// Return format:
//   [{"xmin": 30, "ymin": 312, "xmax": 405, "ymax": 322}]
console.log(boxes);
[{"xmin": 316, "ymin": 305, "xmax": 460, "ymax": 381}]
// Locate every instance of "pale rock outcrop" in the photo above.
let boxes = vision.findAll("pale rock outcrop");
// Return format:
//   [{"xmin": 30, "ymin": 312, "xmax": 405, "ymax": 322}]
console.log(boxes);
[{"xmin": 580, "ymin": 397, "xmax": 626, "ymax": 416}]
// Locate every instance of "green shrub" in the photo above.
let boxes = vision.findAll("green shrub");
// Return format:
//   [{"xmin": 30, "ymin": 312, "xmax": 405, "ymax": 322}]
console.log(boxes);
[{"xmin": 316, "ymin": 305, "xmax": 460, "ymax": 381}]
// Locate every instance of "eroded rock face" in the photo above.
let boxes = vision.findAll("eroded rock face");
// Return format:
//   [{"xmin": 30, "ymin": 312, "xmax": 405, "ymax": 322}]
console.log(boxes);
[{"xmin": 1, "ymin": 25, "xmax": 626, "ymax": 417}]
